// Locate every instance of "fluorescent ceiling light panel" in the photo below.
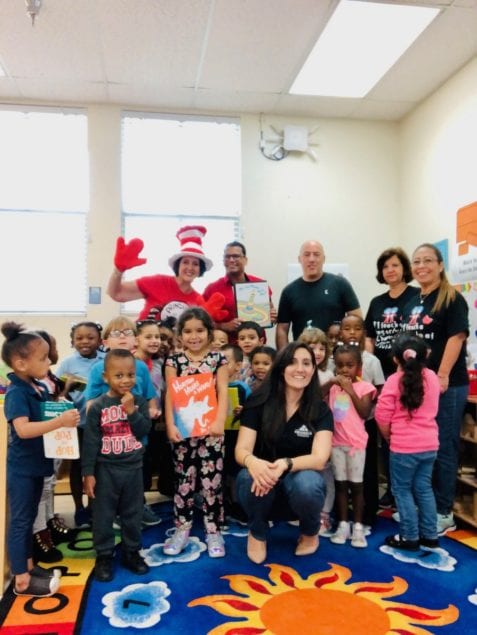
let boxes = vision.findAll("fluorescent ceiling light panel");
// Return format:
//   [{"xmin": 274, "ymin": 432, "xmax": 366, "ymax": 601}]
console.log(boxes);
[{"xmin": 290, "ymin": 1, "xmax": 440, "ymax": 98}]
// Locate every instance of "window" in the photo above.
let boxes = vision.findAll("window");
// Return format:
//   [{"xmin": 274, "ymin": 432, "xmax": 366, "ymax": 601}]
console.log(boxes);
[
  {"xmin": 121, "ymin": 112, "xmax": 241, "ymax": 312},
  {"xmin": 0, "ymin": 107, "xmax": 89, "ymax": 313}
]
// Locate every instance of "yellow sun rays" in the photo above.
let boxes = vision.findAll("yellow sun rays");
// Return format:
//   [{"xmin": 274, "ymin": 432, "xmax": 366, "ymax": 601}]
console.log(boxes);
[{"xmin": 188, "ymin": 563, "xmax": 459, "ymax": 635}]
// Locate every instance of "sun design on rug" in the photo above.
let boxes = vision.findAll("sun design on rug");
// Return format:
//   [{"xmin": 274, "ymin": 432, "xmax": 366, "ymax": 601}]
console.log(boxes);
[{"xmin": 188, "ymin": 563, "xmax": 458, "ymax": 635}]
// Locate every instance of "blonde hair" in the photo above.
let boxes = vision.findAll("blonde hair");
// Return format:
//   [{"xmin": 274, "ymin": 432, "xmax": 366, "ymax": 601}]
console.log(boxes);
[
  {"xmin": 103, "ymin": 316, "xmax": 136, "ymax": 339},
  {"xmin": 414, "ymin": 243, "xmax": 456, "ymax": 313},
  {"xmin": 298, "ymin": 326, "xmax": 330, "ymax": 370}
]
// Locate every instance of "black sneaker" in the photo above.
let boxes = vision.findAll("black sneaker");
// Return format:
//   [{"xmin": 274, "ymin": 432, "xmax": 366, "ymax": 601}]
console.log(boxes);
[
  {"xmin": 420, "ymin": 537, "xmax": 439, "ymax": 548},
  {"xmin": 378, "ymin": 491, "xmax": 395, "ymax": 509},
  {"xmin": 384, "ymin": 534, "xmax": 419, "ymax": 551},
  {"xmin": 94, "ymin": 555, "xmax": 114, "ymax": 582},
  {"xmin": 121, "ymin": 551, "xmax": 149, "ymax": 575},
  {"xmin": 47, "ymin": 515, "xmax": 76, "ymax": 544},
  {"xmin": 33, "ymin": 529, "xmax": 63, "ymax": 563}
]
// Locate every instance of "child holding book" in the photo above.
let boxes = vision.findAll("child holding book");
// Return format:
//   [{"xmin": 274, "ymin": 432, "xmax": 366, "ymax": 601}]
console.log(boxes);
[
  {"xmin": 221, "ymin": 344, "xmax": 251, "ymax": 521},
  {"xmin": 2, "ymin": 321, "xmax": 80, "ymax": 597},
  {"xmin": 82, "ymin": 349, "xmax": 151, "ymax": 582},
  {"xmin": 375, "ymin": 334, "xmax": 440, "ymax": 550},
  {"xmin": 329, "ymin": 344, "xmax": 376, "ymax": 548},
  {"xmin": 164, "ymin": 307, "xmax": 228, "ymax": 558},
  {"xmin": 55, "ymin": 321, "xmax": 104, "ymax": 527}
]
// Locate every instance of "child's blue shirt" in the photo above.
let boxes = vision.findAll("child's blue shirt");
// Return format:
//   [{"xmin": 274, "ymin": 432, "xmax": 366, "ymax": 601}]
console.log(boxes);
[
  {"xmin": 84, "ymin": 358, "xmax": 156, "ymax": 402},
  {"xmin": 4, "ymin": 373, "xmax": 52, "ymax": 477},
  {"xmin": 56, "ymin": 350, "xmax": 105, "ymax": 426}
]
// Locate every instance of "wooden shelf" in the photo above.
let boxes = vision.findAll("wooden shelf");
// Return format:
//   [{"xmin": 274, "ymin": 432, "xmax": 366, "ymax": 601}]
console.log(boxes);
[
  {"xmin": 454, "ymin": 510, "xmax": 477, "ymax": 528},
  {"xmin": 460, "ymin": 433, "xmax": 477, "ymax": 445},
  {"xmin": 457, "ymin": 474, "xmax": 477, "ymax": 489}
]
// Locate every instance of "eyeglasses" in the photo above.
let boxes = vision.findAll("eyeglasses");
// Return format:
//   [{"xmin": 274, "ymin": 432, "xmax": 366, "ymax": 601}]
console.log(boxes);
[
  {"xmin": 411, "ymin": 258, "xmax": 439, "ymax": 266},
  {"xmin": 108, "ymin": 329, "xmax": 135, "ymax": 338},
  {"xmin": 223, "ymin": 254, "xmax": 243, "ymax": 260}
]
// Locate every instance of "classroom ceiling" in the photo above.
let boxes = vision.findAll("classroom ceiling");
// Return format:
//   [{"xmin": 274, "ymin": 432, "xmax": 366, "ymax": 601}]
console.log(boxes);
[{"xmin": 0, "ymin": 0, "xmax": 476, "ymax": 121}]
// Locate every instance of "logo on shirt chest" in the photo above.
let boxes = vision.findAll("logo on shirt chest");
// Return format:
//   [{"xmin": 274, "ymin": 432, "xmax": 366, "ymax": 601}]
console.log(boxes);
[{"xmin": 295, "ymin": 424, "xmax": 312, "ymax": 438}]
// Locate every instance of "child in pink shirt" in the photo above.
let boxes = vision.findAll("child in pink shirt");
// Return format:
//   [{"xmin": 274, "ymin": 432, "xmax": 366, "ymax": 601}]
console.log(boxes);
[
  {"xmin": 375, "ymin": 334, "xmax": 440, "ymax": 551},
  {"xmin": 328, "ymin": 345, "xmax": 376, "ymax": 548}
]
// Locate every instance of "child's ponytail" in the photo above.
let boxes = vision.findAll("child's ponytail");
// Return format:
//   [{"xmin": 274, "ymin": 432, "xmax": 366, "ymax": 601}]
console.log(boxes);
[{"xmin": 392, "ymin": 334, "xmax": 428, "ymax": 412}]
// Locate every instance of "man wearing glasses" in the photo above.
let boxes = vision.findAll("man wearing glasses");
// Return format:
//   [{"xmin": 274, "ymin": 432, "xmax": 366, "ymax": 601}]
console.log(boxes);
[{"xmin": 203, "ymin": 241, "xmax": 276, "ymax": 344}]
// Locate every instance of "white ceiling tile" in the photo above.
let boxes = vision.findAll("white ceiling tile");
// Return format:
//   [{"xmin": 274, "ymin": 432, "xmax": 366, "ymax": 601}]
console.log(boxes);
[
  {"xmin": 0, "ymin": 0, "xmax": 474, "ymax": 121},
  {"xmin": 199, "ymin": 0, "xmax": 337, "ymax": 92}
]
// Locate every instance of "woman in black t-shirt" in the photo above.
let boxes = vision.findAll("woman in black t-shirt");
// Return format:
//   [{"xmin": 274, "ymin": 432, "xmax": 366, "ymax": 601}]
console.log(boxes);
[
  {"xmin": 365, "ymin": 247, "xmax": 417, "ymax": 378},
  {"xmin": 364, "ymin": 247, "xmax": 417, "ymax": 509},
  {"xmin": 402, "ymin": 243, "xmax": 469, "ymax": 536},
  {"xmin": 235, "ymin": 342, "xmax": 333, "ymax": 563}
]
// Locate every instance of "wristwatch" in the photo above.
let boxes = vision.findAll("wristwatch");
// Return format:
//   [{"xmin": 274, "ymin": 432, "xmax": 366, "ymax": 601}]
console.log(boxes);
[{"xmin": 283, "ymin": 457, "xmax": 293, "ymax": 475}]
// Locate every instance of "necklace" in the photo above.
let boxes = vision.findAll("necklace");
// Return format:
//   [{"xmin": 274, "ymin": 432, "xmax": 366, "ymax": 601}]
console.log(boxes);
[{"xmin": 419, "ymin": 292, "xmax": 427, "ymax": 304}]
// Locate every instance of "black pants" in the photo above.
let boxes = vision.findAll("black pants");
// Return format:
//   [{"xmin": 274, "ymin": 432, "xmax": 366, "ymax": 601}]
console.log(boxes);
[
  {"xmin": 363, "ymin": 418, "xmax": 379, "ymax": 526},
  {"xmin": 92, "ymin": 463, "xmax": 143, "ymax": 555}
]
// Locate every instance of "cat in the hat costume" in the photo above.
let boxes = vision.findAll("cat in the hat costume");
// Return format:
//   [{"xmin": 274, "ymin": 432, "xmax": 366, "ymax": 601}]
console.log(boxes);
[{"xmin": 107, "ymin": 225, "xmax": 227, "ymax": 321}]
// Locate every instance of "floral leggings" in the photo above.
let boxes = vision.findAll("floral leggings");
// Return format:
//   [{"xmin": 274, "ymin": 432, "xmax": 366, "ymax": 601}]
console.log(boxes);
[{"xmin": 172, "ymin": 434, "xmax": 224, "ymax": 533}]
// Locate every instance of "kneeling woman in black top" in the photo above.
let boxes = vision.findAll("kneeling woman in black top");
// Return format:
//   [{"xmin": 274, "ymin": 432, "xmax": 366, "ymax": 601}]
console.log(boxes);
[{"xmin": 235, "ymin": 342, "xmax": 333, "ymax": 563}]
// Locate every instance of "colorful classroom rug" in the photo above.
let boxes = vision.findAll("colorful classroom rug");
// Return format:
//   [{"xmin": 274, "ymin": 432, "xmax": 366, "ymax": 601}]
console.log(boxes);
[{"xmin": 0, "ymin": 503, "xmax": 476, "ymax": 634}]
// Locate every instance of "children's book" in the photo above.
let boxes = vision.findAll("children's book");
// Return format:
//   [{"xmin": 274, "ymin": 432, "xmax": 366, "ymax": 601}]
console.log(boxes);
[
  {"xmin": 234, "ymin": 280, "xmax": 271, "ymax": 328},
  {"xmin": 225, "ymin": 385, "xmax": 240, "ymax": 430},
  {"xmin": 41, "ymin": 400, "xmax": 79, "ymax": 459},
  {"xmin": 60, "ymin": 374, "xmax": 87, "ymax": 393},
  {"xmin": 167, "ymin": 373, "xmax": 218, "ymax": 438}
]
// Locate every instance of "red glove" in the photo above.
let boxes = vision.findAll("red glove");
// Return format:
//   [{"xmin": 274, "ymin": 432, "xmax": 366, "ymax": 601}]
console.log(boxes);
[
  {"xmin": 197, "ymin": 293, "xmax": 228, "ymax": 322},
  {"xmin": 114, "ymin": 237, "xmax": 147, "ymax": 272}
]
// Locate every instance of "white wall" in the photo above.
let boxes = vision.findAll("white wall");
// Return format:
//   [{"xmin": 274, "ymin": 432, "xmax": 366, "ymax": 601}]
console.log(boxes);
[
  {"xmin": 400, "ymin": 57, "xmax": 477, "ymax": 256},
  {"xmin": 241, "ymin": 114, "xmax": 400, "ymax": 318}
]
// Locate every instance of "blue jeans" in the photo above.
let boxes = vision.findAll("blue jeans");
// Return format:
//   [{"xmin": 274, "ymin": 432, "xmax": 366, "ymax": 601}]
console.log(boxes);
[
  {"xmin": 7, "ymin": 471, "xmax": 44, "ymax": 574},
  {"xmin": 236, "ymin": 468, "xmax": 326, "ymax": 541},
  {"xmin": 435, "ymin": 385, "xmax": 468, "ymax": 515},
  {"xmin": 390, "ymin": 451, "xmax": 437, "ymax": 541}
]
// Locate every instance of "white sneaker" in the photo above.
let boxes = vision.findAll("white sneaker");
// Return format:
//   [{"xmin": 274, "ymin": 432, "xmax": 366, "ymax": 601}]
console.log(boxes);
[
  {"xmin": 351, "ymin": 522, "xmax": 367, "ymax": 548},
  {"xmin": 206, "ymin": 532, "xmax": 226, "ymax": 558},
  {"xmin": 163, "ymin": 526, "xmax": 190, "ymax": 556},
  {"xmin": 437, "ymin": 513, "xmax": 456, "ymax": 536},
  {"xmin": 330, "ymin": 521, "xmax": 350, "ymax": 544}
]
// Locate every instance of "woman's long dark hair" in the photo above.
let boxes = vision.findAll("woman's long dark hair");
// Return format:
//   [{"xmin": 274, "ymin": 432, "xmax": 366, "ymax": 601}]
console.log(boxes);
[
  {"xmin": 392, "ymin": 333, "xmax": 428, "ymax": 412},
  {"xmin": 244, "ymin": 341, "xmax": 322, "ymax": 456}
]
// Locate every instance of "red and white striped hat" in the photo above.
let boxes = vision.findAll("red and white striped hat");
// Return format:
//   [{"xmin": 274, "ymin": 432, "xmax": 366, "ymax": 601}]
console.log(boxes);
[{"xmin": 168, "ymin": 225, "xmax": 213, "ymax": 272}]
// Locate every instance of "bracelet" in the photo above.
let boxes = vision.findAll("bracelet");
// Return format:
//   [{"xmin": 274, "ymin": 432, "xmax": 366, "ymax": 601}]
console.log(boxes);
[{"xmin": 243, "ymin": 453, "xmax": 254, "ymax": 469}]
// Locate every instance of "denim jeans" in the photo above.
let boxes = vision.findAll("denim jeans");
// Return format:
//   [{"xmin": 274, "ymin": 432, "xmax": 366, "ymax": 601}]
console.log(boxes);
[
  {"xmin": 236, "ymin": 468, "xmax": 326, "ymax": 541},
  {"xmin": 434, "ymin": 385, "xmax": 468, "ymax": 515},
  {"xmin": 390, "ymin": 450, "xmax": 438, "ymax": 541}
]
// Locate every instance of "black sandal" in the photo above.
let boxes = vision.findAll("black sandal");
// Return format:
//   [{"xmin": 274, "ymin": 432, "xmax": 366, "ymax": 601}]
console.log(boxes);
[{"xmin": 14, "ymin": 574, "xmax": 60, "ymax": 597}]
